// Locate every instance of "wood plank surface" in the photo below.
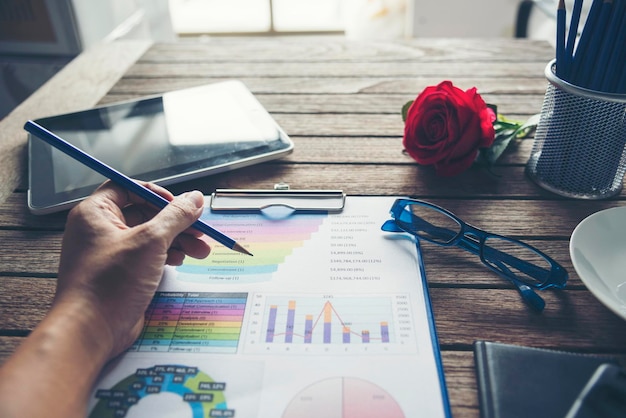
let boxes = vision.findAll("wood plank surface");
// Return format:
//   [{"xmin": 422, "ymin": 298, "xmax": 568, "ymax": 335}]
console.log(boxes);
[
  {"xmin": 5, "ymin": 189, "xmax": 622, "ymax": 237},
  {"xmin": 142, "ymin": 38, "xmax": 555, "ymax": 62},
  {"xmin": 2, "ymin": 275, "xmax": 626, "ymax": 351},
  {"xmin": 1, "ymin": 38, "xmax": 624, "ymax": 418},
  {"xmin": 105, "ymin": 77, "xmax": 552, "ymax": 98}
]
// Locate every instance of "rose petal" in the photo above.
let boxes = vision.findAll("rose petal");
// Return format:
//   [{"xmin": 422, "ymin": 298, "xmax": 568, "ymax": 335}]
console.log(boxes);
[{"xmin": 402, "ymin": 80, "xmax": 496, "ymax": 176}]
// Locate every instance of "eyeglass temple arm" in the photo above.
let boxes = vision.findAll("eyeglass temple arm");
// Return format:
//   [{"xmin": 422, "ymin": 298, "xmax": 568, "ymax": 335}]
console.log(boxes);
[
  {"xmin": 414, "ymin": 219, "xmax": 538, "ymax": 269},
  {"xmin": 412, "ymin": 217, "xmax": 547, "ymax": 310},
  {"xmin": 491, "ymin": 260, "xmax": 546, "ymax": 312},
  {"xmin": 417, "ymin": 220, "xmax": 554, "ymax": 282},
  {"xmin": 414, "ymin": 220, "xmax": 548, "ymax": 309},
  {"xmin": 408, "ymin": 218, "xmax": 559, "ymax": 284},
  {"xmin": 456, "ymin": 235, "xmax": 553, "ymax": 282}
]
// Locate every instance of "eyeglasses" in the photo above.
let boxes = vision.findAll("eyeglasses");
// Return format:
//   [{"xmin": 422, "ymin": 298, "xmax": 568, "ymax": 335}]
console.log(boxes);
[{"xmin": 381, "ymin": 199, "xmax": 568, "ymax": 312}]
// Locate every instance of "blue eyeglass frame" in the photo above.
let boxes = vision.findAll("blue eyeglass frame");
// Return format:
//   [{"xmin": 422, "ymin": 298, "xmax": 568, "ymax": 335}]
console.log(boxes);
[{"xmin": 381, "ymin": 198, "xmax": 568, "ymax": 312}]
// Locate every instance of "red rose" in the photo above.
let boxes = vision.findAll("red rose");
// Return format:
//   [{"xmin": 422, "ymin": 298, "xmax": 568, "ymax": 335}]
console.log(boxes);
[{"xmin": 403, "ymin": 81, "xmax": 496, "ymax": 176}]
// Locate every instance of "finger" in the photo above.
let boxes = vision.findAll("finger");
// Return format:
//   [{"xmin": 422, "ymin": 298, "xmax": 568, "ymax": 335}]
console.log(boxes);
[
  {"xmin": 145, "ymin": 191, "xmax": 205, "ymax": 244},
  {"xmin": 123, "ymin": 206, "xmax": 207, "ymax": 234},
  {"xmin": 172, "ymin": 233, "xmax": 212, "ymax": 259},
  {"xmin": 165, "ymin": 248, "xmax": 186, "ymax": 266},
  {"xmin": 141, "ymin": 182, "xmax": 175, "ymax": 203},
  {"xmin": 122, "ymin": 204, "xmax": 158, "ymax": 228},
  {"xmin": 92, "ymin": 180, "xmax": 175, "ymax": 209}
]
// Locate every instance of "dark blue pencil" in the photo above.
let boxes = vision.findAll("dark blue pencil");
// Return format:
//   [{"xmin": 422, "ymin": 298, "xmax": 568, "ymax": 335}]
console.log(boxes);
[
  {"xmin": 590, "ymin": 0, "xmax": 621, "ymax": 90},
  {"xmin": 556, "ymin": 0, "xmax": 567, "ymax": 78},
  {"xmin": 601, "ymin": 1, "xmax": 626, "ymax": 92},
  {"xmin": 617, "ymin": 62, "xmax": 626, "ymax": 93},
  {"xmin": 576, "ymin": 0, "xmax": 613, "ymax": 88},
  {"xmin": 564, "ymin": 0, "xmax": 584, "ymax": 80},
  {"xmin": 570, "ymin": 0, "xmax": 603, "ymax": 86},
  {"xmin": 24, "ymin": 120, "xmax": 253, "ymax": 256}
]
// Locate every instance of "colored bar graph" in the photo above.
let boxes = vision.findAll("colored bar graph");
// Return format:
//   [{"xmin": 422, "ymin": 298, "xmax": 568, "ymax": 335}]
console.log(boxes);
[
  {"xmin": 266, "ymin": 305, "xmax": 277, "ymax": 343},
  {"xmin": 323, "ymin": 302, "xmax": 332, "ymax": 344},
  {"xmin": 285, "ymin": 301, "xmax": 296, "ymax": 343},
  {"xmin": 304, "ymin": 315, "xmax": 313, "ymax": 343},
  {"xmin": 381, "ymin": 322, "xmax": 390, "ymax": 343},
  {"xmin": 343, "ymin": 327, "xmax": 351, "ymax": 343},
  {"xmin": 260, "ymin": 296, "xmax": 397, "ymax": 346},
  {"xmin": 131, "ymin": 292, "xmax": 247, "ymax": 354}
]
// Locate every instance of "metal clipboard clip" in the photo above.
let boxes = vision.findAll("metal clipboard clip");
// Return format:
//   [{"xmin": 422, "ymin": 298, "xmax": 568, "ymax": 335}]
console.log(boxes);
[{"xmin": 210, "ymin": 183, "xmax": 345, "ymax": 216}]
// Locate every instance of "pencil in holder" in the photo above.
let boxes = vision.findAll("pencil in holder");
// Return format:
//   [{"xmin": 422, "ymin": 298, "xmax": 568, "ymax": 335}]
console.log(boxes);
[{"xmin": 526, "ymin": 60, "xmax": 626, "ymax": 199}]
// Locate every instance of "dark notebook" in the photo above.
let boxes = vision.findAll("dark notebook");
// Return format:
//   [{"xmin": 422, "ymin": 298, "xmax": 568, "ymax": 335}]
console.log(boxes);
[{"xmin": 474, "ymin": 341, "xmax": 617, "ymax": 418}]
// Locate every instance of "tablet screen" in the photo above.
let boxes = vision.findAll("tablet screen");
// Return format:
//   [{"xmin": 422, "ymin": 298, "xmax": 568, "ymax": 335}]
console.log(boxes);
[{"xmin": 28, "ymin": 81, "xmax": 293, "ymax": 214}]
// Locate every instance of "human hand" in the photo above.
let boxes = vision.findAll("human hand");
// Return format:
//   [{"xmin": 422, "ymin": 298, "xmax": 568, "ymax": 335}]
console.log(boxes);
[{"xmin": 54, "ymin": 181, "xmax": 211, "ymax": 359}]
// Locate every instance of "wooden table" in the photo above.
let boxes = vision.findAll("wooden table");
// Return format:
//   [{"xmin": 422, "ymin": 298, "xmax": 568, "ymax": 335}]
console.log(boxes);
[{"xmin": 1, "ymin": 37, "xmax": 626, "ymax": 417}]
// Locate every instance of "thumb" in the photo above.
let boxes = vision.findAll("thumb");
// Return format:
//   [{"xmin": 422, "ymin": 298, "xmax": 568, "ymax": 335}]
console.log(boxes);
[{"xmin": 147, "ymin": 190, "xmax": 205, "ymax": 243}]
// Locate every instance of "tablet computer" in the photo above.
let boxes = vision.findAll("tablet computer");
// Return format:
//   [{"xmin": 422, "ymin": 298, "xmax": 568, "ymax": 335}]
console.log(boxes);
[{"xmin": 27, "ymin": 80, "xmax": 293, "ymax": 214}]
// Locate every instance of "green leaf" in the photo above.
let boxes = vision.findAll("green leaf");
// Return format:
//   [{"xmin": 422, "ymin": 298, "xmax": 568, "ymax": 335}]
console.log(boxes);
[
  {"xmin": 513, "ymin": 113, "xmax": 541, "ymax": 139},
  {"xmin": 481, "ymin": 113, "xmax": 540, "ymax": 165},
  {"xmin": 401, "ymin": 100, "xmax": 414, "ymax": 123}
]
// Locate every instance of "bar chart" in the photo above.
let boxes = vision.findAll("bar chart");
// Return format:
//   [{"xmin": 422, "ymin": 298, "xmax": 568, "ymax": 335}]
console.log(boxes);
[{"xmin": 245, "ymin": 293, "xmax": 417, "ymax": 355}]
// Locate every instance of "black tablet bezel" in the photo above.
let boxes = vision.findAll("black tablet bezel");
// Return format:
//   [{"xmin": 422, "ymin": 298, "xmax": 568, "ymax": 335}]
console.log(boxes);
[{"xmin": 27, "ymin": 81, "xmax": 293, "ymax": 214}]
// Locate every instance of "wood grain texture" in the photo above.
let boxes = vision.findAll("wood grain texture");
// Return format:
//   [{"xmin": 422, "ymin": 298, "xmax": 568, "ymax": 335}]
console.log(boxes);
[
  {"xmin": 105, "ymin": 77, "xmax": 552, "ymax": 98},
  {"xmin": 1, "ymin": 38, "xmax": 624, "ymax": 418},
  {"xmin": 2, "ymin": 276, "xmax": 625, "ymax": 351},
  {"xmin": 143, "ymin": 38, "xmax": 554, "ymax": 63}
]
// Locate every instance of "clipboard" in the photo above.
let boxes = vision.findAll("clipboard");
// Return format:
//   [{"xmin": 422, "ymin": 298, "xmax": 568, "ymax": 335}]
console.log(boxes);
[
  {"xmin": 209, "ymin": 186, "xmax": 451, "ymax": 417},
  {"xmin": 86, "ymin": 191, "xmax": 451, "ymax": 418},
  {"xmin": 210, "ymin": 184, "xmax": 346, "ymax": 214}
]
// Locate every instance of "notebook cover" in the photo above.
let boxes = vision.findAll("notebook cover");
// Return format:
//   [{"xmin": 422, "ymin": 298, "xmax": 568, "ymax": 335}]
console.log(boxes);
[{"xmin": 474, "ymin": 341, "xmax": 616, "ymax": 418}]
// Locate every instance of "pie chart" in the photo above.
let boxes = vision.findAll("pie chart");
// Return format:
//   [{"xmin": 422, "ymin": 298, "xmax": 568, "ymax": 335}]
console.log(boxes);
[{"xmin": 282, "ymin": 377, "xmax": 404, "ymax": 418}]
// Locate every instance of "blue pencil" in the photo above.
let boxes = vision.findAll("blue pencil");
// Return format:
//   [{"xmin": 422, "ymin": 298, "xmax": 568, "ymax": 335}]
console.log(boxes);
[
  {"xmin": 617, "ymin": 62, "xmax": 626, "ymax": 93},
  {"xmin": 601, "ymin": 1, "xmax": 626, "ymax": 92},
  {"xmin": 564, "ymin": 0, "xmax": 584, "ymax": 80},
  {"xmin": 556, "ymin": 0, "xmax": 567, "ymax": 78},
  {"xmin": 590, "ymin": 0, "xmax": 621, "ymax": 90},
  {"xmin": 24, "ymin": 120, "xmax": 253, "ymax": 257},
  {"xmin": 570, "ymin": 0, "xmax": 603, "ymax": 86},
  {"xmin": 577, "ymin": 0, "xmax": 613, "ymax": 88}
]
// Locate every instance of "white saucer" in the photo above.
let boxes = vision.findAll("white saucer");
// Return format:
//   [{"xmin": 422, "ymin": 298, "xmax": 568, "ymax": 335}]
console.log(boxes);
[{"xmin": 570, "ymin": 206, "xmax": 626, "ymax": 321}]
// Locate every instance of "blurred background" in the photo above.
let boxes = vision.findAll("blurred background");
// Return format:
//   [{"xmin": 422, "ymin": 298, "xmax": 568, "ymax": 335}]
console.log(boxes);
[{"xmin": 1, "ymin": 0, "xmax": 583, "ymax": 120}]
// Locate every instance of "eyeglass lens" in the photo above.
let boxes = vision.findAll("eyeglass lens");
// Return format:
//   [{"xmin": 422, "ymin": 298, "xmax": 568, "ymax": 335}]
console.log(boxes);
[{"xmin": 398, "ymin": 204, "xmax": 461, "ymax": 244}]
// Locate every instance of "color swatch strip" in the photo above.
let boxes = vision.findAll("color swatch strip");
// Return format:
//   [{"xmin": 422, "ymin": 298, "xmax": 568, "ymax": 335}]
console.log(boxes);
[
  {"xmin": 176, "ymin": 213, "xmax": 325, "ymax": 281},
  {"xmin": 130, "ymin": 292, "xmax": 247, "ymax": 354}
]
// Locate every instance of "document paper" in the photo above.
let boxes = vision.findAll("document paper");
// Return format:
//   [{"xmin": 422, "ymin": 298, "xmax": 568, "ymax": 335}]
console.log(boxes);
[{"xmin": 87, "ymin": 196, "xmax": 449, "ymax": 417}]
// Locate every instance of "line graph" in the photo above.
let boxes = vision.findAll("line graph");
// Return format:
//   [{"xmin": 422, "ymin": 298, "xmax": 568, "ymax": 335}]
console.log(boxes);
[
  {"xmin": 266, "ymin": 300, "xmax": 390, "ymax": 344},
  {"xmin": 244, "ymin": 293, "xmax": 418, "ymax": 355}
]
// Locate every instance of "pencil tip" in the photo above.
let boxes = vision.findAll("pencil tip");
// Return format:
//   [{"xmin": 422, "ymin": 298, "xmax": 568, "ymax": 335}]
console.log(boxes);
[{"xmin": 233, "ymin": 242, "xmax": 253, "ymax": 256}]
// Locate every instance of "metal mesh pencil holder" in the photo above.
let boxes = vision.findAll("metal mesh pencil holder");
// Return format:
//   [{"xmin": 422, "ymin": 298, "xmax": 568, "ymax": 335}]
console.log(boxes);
[{"xmin": 526, "ymin": 60, "xmax": 626, "ymax": 199}]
